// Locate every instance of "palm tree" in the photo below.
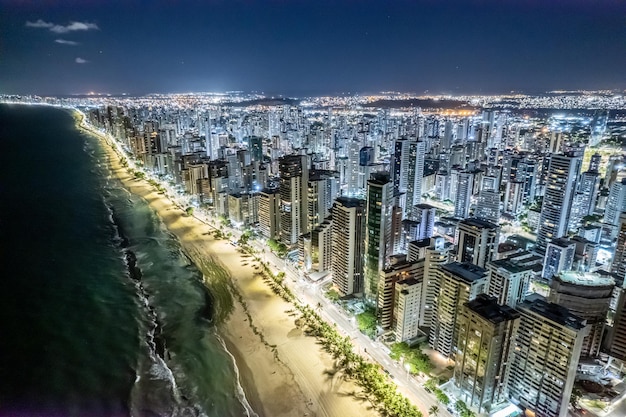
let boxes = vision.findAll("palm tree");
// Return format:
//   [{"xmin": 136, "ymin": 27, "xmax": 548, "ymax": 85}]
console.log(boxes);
[{"xmin": 429, "ymin": 405, "xmax": 439, "ymax": 417}]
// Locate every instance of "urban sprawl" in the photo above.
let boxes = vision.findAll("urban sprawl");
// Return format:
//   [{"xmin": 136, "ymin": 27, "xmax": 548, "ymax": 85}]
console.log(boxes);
[{"xmin": 5, "ymin": 91, "xmax": 626, "ymax": 417}]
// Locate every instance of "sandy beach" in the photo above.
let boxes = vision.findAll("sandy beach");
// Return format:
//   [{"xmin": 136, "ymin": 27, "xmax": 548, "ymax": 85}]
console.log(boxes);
[{"xmin": 84, "ymin": 116, "xmax": 379, "ymax": 417}]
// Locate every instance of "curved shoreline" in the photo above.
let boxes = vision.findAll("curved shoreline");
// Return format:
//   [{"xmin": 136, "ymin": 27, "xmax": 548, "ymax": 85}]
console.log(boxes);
[{"xmin": 75, "ymin": 109, "xmax": 378, "ymax": 417}]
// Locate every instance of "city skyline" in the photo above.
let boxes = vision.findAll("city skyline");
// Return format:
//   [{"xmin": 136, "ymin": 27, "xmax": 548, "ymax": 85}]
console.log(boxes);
[{"xmin": 1, "ymin": 0, "xmax": 625, "ymax": 96}]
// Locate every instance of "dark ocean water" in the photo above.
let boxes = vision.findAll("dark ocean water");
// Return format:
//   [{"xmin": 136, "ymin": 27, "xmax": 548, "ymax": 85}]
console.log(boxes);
[{"xmin": 0, "ymin": 104, "xmax": 252, "ymax": 417}]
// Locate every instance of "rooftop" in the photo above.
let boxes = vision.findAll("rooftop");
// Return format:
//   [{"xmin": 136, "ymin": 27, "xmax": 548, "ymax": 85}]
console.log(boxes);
[
  {"xmin": 489, "ymin": 251, "xmax": 543, "ymax": 273},
  {"xmin": 441, "ymin": 262, "xmax": 488, "ymax": 283},
  {"xmin": 335, "ymin": 196, "xmax": 365, "ymax": 208},
  {"xmin": 556, "ymin": 270, "xmax": 615, "ymax": 288},
  {"xmin": 548, "ymin": 237, "xmax": 575, "ymax": 248},
  {"xmin": 519, "ymin": 298, "xmax": 587, "ymax": 331},
  {"xmin": 397, "ymin": 277, "xmax": 422, "ymax": 288},
  {"xmin": 459, "ymin": 217, "xmax": 499, "ymax": 230},
  {"xmin": 414, "ymin": 203, "xmax": 436, "ymax": 210},
  {"xmin": 465, "ymin": 294, "xmax": 520, "ymax": 324}
]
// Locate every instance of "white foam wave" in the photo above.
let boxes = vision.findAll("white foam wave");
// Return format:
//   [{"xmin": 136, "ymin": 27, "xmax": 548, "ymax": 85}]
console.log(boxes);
[{"xmin": 216, "ymin": 334, "xmax": 259, "ymax": 417}]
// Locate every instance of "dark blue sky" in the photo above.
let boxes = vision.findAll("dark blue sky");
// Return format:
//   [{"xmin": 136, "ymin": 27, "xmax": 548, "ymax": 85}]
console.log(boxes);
[{"xmin": 1, "ymin": 0, "xmax": 625, "ymax": 96}]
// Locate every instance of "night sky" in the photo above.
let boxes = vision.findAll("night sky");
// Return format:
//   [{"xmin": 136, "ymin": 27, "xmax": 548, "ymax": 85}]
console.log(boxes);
[{"xmin": 1, "ymin": 0, "xmax": 625, "ymax": 96}]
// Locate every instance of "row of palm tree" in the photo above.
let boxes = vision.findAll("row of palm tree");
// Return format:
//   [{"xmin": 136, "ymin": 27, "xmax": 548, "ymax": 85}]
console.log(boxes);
[
  {"xmin": 244, "ymin": 257, "xmax": 423, "ymax": 416},
  {"xmin": 292, "ymin": 304, "xmax": 424, "ymax": 417}
]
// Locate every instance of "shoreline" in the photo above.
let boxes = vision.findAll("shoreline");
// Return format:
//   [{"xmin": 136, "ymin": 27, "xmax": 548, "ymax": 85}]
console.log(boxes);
[{"xmin": 75, "ymin": 109, "xmax": 379, "ymax": 417}]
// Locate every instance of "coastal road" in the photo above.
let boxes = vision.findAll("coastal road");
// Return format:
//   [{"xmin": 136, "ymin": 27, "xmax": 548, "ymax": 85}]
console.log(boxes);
[
  {"xmin": 186, "ymin": 209, "xmax": 451, "ymax": 417},
  {"xmin": 295, "ymin": 279, "xmax": 453, "ymax": 417},
  {"xmin": 253, "ymin": 243, "xmax": 452, "ymax": 417}
]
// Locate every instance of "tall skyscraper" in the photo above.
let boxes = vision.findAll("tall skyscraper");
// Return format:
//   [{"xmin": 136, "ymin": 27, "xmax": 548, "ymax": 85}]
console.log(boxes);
[
  {"xmin": 548, "ymin": 271, "xmax": 614, "ymax": 358},
  {"xmin": 454, "ymin": 171, "xmax": 474, "ymax": 219},
  {"xmin": 611, "ymin": 212, "xmax": 626, "ymax": 279},
  {"xmin": 503, "ymin": 180, "xmax": 524, "ymax": 216},
  {"xmin": 413, "ymin": 203, "xmax": 436, "ymax": 240},
  {"xmin": 394, "ymin": 277, "xmax": 423, "ymax": 342},
  {"xmin": 392, "ymin": 138, "xmax": 410, "ymax": 195},
  {"xmin": 570, "ymin": 169, "xmax": 600, "ymax": 228},
  {"xmin": 456, "ymin": 218, "xmax": 500, "ymax": 269},
  {"xmin": 475, "ymin": 175, "xmax": 501, "ymax": 223},
  {"xmin": 305, "ymin": 220, "xmax": 333, "ymax": 274},
  {"xmin": 486, "ymin": 251, "xmax": 540, "ymax": 308},
  {"xmin": 507, "ymin": 298, "xmax": 588, "ymax": 417},
  {"xmin": 606, "ymin": 289, "xmax": 626, "ymax": 362},
  {"xmin": 536, "ymin": 150, "xmax": 584, "ymax": 250},
  {"xmin": 307, "ymin": 170, "xmax": 339, "ymax": 232},
  {"xmin": 541, "ymin": 238, "xmax": 576, "ymax": 281},
  {"xmin": 405, "ymin": 139, "xmax": 426, "ymax": 216},
  {"xmin": 258, "ymin": 189, "xmax": 281, "ymax": 240},
  {"xmin": 419, "ymin": 237, "xmax": 452, "ymax": 329},
  {"xmin": 378, "ymin": 257, "xmax": 423, "ymax": 330},
  {"xmin": 331, "ymin": 197, "xmax": 366, "ymax": 296},
  {"xmin": 430, "ymin": 262, "xmax": 488, "ymax": 358},
  {"xmin": 278, "ymin": 154, "xmax": 309, "ymax": 245},
  {"xmin": 364, "ymin": 172, "xmax": 394, "ymax": 303},
  {"xmin": 604, "ymin": 178, "xmax": 626, "ymax": 227},
  {"xmin": 392, "ymin": 137, "xmax": 426, "ymax": 218},
  {"xmin": 454, "ymin": 294, "xmax": 520, "ymax": 414}
]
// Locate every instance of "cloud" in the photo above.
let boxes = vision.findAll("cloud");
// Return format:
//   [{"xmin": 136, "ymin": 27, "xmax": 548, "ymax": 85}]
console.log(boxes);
[
  {"xmin": 75, "ymin": 57, "xmax": 89, "ymax": 64},
  {"xmin": 55, "ymin": 39, "xmax": 79, "ymax": 46},
  {"xmin": 25, "ymin": 19, "xmax": 54, "ymax": 29},
  {"xmin": 26, "ymin": 19, "xmax": 99, "ymax": 34}
]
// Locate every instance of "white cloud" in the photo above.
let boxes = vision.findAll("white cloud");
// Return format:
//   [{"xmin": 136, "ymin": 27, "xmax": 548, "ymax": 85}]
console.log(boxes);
[
  {"xmin": 75, "ymin": 57, "xmax": 89, "ymax": 64},
  {"xmin": 26, "ymin": 20, "xmax": 99, "ymax": 34},
  {"xmin": 55, "ymin": 39, "xmax": 79, "ymax": 46},
  {"xmin": 25, "ymin": 19, "xmax": 54, "ymax": 29}
]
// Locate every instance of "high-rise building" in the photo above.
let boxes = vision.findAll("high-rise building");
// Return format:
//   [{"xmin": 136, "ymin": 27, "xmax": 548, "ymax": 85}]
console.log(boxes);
[
  {"xmin": 606, "ymin": 289, "xmax": 626, "ymax": 362},
  {"xmin": 303, "ymin": 220, "xmax": 333, "ymax": 274},
  {"xmin": 503, "ymin": 180, "xmax": 524, "ymax": 216},
  {"xmin": 392, "ymin": 138, "xmax": 411, "ymax": 195},
  {"xmin": 279, "ymin": 154, "xmax": 309, "ymax": 245},
  {"xmin": 454, "ymin": 294, "xmax": 520, "ymax": 414},
  {"xmin": 536, "ymin": 150, "xmax": 584, "ymax": 250},
  {"xmin": 227, "ymin": 192, "xmax": 258, "ymax": 227},
  {"xmin": 604, "ymin": 178, "xmax": 626, "ymax": 228},
  {"xmin": 611, "ymin": 213, "xmax": 626, "ymax": 279},
  {"xmin": 507, "ymin": 298, "xmax": 588, "ymax": 417},
  {"xmin": 412, "ymin": 203, "xmax": 436, "ymax": 240},
  {"xmin": 406, "ymin": 139, "xmax": 426, "ymax": 217},
  {"xmin": 541, "ymin": 238, "xmax": 576, "ymax": 281},
  {"xmin": 454, "ymin": 171, "xmax": 474, "ymax": 219},
  {"xmin": 392, "ymin": 137, "xmax": 425, "ymax": 218},
  {"xmin": 418, "ymin": 237, "xmax": 452, "ymax": 329},
  {"xmin": 394, "ymin": 278, "xmax": 423, "ymax": 342},
  {"xmin": 475, "ymin": 175, "xmax": 500, "ymax": 223},
  {"xmin": 246, "ymin": 136, "xmax": 263, "ymax": 162},
  {"xmin": 456, "ymin": 218, "xmax": 500, "ymax": 269},
  {"xmin": 486, "ymin": 251, "xmax": 540, "ymax": 307},
  {"xmin": 430, "ymin": 262, "xmax": 488, "ymax": 358},
  {"xmin": 364, "ymin": 172, "xmax": 394, "ymax": 303},
  {"xmin": 331, "ymin": 197, "xmax": 366, "ymax": 296},
  {"xmin": 307, "ymin": 170, "xmax": 339, "ymax": 232},
  {"xmin": 549, "ymin": 271, "xmax": 614, "ymax": 358},
  {"xmin": 516, "ymin": 159, "xmax": 537, "ymax": 204},
  {"xmin": 258, "ymin": 189, "xmax": 281, "ymax": 240},
  {"xmin": 377, "ymin": 257, "xmax": 423, "ymax": 330},
  {"xmin": 570, "ymin": 170, "xmax": 600, "ymax": 228}
]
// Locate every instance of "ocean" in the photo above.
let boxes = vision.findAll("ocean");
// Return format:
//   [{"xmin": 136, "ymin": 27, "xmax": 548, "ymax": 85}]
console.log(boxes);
[{"xmin": 0, "ymin": 104, "xmax": 251, "ymax": 417}]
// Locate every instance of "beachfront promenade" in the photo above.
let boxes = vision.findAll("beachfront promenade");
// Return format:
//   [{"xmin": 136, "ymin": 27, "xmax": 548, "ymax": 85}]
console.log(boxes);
[
  {"xmin": 77, "ymin": 110, "xmax": 449, "ymax": 417},
  {"xmin": 165, "ymin": 189, "xmax": 450, "ymax": 417}
]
